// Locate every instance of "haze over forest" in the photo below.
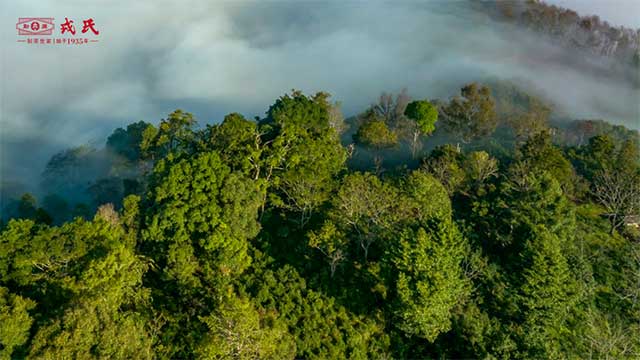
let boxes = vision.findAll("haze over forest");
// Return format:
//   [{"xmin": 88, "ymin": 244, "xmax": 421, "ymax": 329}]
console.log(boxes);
[{"xmin": 1, "ymin": 0, "xmax": 639, "ymax": 198}]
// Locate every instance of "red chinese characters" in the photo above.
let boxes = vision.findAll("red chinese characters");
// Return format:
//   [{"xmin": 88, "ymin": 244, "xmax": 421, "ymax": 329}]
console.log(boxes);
[
  {"xmin": 16, "ymin": 17, "xmax": 100, "ymax": 46},
  {"xmin": 82, "ymin": 18, "xmax": 99, "ymax": 35},
  {"xmin": 60, "ymin": 17, "xmax": 76, "ymax": 35}
]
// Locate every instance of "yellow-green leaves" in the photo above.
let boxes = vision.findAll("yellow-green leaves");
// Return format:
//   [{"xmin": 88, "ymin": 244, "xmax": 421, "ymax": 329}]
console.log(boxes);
[
  {"xmin": 388, "ymin": 223, "xmax": 469, "ymax": 341},
  {"xmin": 0, "ymin": 287, "xmax": 35, "ymax": 360},
  {"xmin": 405, "ymin": 99, "xmax": 438, "ymax": 136},
  {"xmin": 144, "ymin": 151, "xmax": 262, "ymax": 287}
]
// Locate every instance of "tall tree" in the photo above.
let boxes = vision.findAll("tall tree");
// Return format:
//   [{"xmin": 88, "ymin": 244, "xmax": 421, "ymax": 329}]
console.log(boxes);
[
  {"xmin": 204, "ymin": 113, "xmax": 263, "ymax": 179},
  {"xmin": 261, "ymin": 91, "xmax": 347, "ymax": 228},
  {"xmin": 142, "ymin": 151, "xmax": 262, "ymax": 288},
  {"xmin": 141, "ymin": 109, "xmax": 197, "ymax": 160},
  {"xmin": 516, "ymin": 130, "xmax": 575, "ymax": 194},
  {"xmin": 404, "ymin": 99, "xmax": 438, "ymax": 158},
  {"xmin": 386, "ymin": 221, "xmax": 470, "ymax": 341},
  {"xmin": 439, "ymin": 83, "xmax": 497, "ymax": 143},
  {"xmin": 331, "ymin": 173, "xmax": 403, "ymax": 261},
  {"xmin": 517, "ymin": 227, "xmax": 579, "ymax": 357}
]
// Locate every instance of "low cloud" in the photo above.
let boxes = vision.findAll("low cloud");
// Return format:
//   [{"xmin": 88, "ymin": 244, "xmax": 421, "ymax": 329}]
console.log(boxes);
[{"xmin": 0, "ymin": 0, "xmax": 638, "ymax": 195}]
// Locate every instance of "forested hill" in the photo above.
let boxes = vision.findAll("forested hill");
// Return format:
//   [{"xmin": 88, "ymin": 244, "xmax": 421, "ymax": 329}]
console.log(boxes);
[
  {"xmin": 477, "ymin": 0, "xmax": 640, "ymax": 68},
  {"xmin": 1, "ymin": 83, "xmax": 639, "ymax": 358}
]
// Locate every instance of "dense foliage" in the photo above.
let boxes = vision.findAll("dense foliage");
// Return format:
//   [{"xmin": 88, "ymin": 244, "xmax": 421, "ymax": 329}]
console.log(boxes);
[{"xmin": 1, "ymin": 85, "xmax": 639, "ymax": 359}]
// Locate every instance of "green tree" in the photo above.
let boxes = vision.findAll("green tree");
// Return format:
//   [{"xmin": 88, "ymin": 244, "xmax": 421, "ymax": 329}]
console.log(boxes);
[
  {"xmin": 404, "ymin": 100, "xmax": 438, "ymax": 158},
  {"xmin": 353, "ymin": 119, "xmax": 398, "ymax": 150},
  {"xmin": 1, "ymin": 198, "xmax": 154, "ymax": 359},
  {"xmin": 28, "ymin": 244, "xmax": 155, "ymax": 359},
  {"xmin": 387, "ymin": 222, "xmax": 469, "ymax": 341},
  {"xmin": 308, "ymin": 221, "xmax": 349, "ymax": 277},
  {"xmin": 331, "ymin": 172, "xmax": 403, "ymax": 261},
  {"xmin": 463, "ymin": 151, "xmax": 498, "ymax": 188},
  {"xmin": 143, "ymin": 151, "xmax": 262, "ymax": 288},
  {"xmin": 196, "ymin": 287, "xmax": 295, "ymax": 359},
  {"xmin": 204, "ymin": 113, "xmax": 263, "ymax": 179},
  {"xmin": 424, "ymin": 145, "xmax": 466, "ymax": 195},
  {"xmin": 517, "ymin": 227, "xmax": 579, "ymax": 357},
  {"xmin": 440, "ymin": 83, "xmax": 497, "ymax": 143},
  {"xmin": 241, "ymin": 253, "xmax": 390, "ymax": 359},
  {"xmin": 403, "ymin": 170, "xmax": 452, "ymax": 222},
  {"xmin": 141, "ymin": 109, "xmax": 197, "ymax": 160},
  {"xmin": 516, "ymin": 130, "xmax": 575, "ymax": 194},
  {"xmin": 0, "ymin": 287, "xmax": 35, "ymax": 360},
  {"xmin": 106, "ymin": 120, "xmax": 151, "ymax": 162},
  {"xmin": 261, "ymin": 91, "xmax": 347, "ymax": 228}
]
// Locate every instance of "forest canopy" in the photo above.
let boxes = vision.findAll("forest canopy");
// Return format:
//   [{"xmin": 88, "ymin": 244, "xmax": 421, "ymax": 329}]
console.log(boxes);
[{"xmin": 1, "ymin": 83, "xmax": 639, "ymax": 359}]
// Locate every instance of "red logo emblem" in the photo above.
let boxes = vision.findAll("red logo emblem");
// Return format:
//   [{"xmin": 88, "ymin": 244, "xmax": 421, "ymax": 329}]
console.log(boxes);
[{"xmin": 16, "ymin": 18, "xmax": 54, "ymax": 35}]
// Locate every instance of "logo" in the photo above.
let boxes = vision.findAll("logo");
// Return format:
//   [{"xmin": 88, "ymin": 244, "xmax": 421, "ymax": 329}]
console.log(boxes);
[
  {"xmin": 16, "ymin": 17, "xmax": 100, "ymax": 46},
  {"xmin": 16, "ymin": 18, "xmax": 54, "ymax": 35}
]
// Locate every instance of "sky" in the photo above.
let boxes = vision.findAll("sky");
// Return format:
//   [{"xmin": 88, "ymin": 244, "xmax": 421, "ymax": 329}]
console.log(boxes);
[{"xmin": 1, "ymin": 0, "xmax": 639, "ymax": 198}]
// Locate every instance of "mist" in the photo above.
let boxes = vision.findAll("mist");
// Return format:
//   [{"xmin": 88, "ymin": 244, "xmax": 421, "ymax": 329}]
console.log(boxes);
[{"xmin": 1, "ymin": 0, "xmax": 639, "ymax": 202}]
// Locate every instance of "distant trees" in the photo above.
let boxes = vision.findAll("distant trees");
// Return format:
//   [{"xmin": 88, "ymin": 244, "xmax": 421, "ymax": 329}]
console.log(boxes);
[
  {"xmin": 591, "ymin": 140, "xmax": 640, "ymax": 234},
  {"xmin": 1, "ymin": 193, "xmax": 54, "ymax": 225},
  {"xmin": 41, "ymin": 145, "xmax": 109, "ymax": 200},
  {"xmin": 353, "ymin": 119, "xmax": 398, "ymax": 149},
  {"xmin": 491, "ymin": 80, "xmax": 552, "ymax": 141},
  {"xmin": 41, "ymin": 194, "xmax": 69, "ymax": 224},
  {"xmin": 439, "ymin": 83, "xmax": 497, "ymax": 143},
  {"xmin": 106, "ymin": 121, "xmax": 150, "ymax": 162},
  {"xmin": 570, "ymin": 135, "xmax": 640, "ymax": 233},
  {"xmin": 507, "ymin": 99, "xmax": 551, "ymax": 141},
  {"xmin": 352, "ymin": 90, "xmax": 418, "ymax": 170},
  {"xmin": 352, "ymin": 91, "xmax": 440, "ymax": 161},
  {"xmin": 490, "ymin": 0, "xmax": 640, "ymax": 66},
  {"xmin": 424, "ymin": 145, "xmax": 466, "ymax": 195},
  {"xmin": 370, "ymin": 89, "xmax": 410, "ymax": 129}
]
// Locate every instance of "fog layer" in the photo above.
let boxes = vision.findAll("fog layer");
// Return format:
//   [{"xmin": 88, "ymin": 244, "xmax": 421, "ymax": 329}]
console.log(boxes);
[{"xmin": 1, "ymin": 0, "xmax": 638, "ymax": 194}]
